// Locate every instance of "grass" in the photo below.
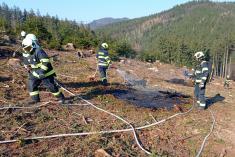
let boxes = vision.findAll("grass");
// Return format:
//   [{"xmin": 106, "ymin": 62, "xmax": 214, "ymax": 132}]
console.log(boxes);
[
  {"xmin": 214, "ymin": 138, "xmax": 225, "ymax": 144},
  {"xmin": 1, "ymin": 47, "xmax": 226, "ymax": 156}
]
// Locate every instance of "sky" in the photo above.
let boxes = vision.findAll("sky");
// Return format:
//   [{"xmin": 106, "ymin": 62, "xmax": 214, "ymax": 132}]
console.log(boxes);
[{"xmin": 0, "ymin": 0, "xmax": 234, "ymax": 23}]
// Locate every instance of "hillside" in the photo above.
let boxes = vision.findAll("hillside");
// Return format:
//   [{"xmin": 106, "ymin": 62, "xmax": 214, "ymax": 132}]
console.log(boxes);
[
  {"xmin": 97, "ymin": 1, "xmax": 235, "ymax": 50},
  {"xmin": 0, "ymin": 45, "xmax": 235, "ymax": 156},
  {"xmin": 88, "ymin": 17, "xmax": 129, "ymax": 30},
  {"xmin": 97, "ymin": 1, "xmax": 235, "ymax": 78}
]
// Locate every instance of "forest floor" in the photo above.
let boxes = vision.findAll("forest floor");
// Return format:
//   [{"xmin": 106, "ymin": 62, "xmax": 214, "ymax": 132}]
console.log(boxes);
[{"xmin": 0, "ymin": 45, "xmax": 234, "ymax": 157}]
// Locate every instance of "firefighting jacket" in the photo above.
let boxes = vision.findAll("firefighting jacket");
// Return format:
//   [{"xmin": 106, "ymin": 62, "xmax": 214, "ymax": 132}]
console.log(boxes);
[
  {"xmin": 96, "ymin": 48, "xmax": 111, "ymax": 67},
  {"xmin": 22, "ymin": 48, "xmax": 55, "ymax": 79},
  {"xmin": 194, "ymin": 60, "xmax": 209, "ymax": 84}
]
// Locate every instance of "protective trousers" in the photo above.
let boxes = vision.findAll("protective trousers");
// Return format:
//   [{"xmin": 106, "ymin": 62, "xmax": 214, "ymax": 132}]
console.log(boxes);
[
  {"xmin": 99, "ymin": 66, "xmax": 108, "ymax": 85},
  {"xmin": 28, "ymin": 75, "xmax": 64, "ymax": 102},
  {"xmin": 194, "ymin": 83, "xmax": 206, "ymax": 107}
]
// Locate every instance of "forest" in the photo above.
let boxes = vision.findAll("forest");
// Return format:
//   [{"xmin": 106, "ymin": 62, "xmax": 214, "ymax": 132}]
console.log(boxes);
[
  {"xmin": 97, "ymin": 1, "xmax": 235, "ymax": 79},
  {"xmin": 1, "ymin": 1, "xmax": 235, "ymax": 79}
]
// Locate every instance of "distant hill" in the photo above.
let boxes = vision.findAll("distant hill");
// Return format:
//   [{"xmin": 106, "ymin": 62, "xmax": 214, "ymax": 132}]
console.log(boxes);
[
  {"xmin": 88, "ymin": 17, "xmax": 129, "ymax": 30},
  {"xmin": 97, "ymin": 1, "xmax": 235, "ymax": 52},
  {"xmin": 97, "ymin": 1, "xmax": 235, "ymax": 78}
]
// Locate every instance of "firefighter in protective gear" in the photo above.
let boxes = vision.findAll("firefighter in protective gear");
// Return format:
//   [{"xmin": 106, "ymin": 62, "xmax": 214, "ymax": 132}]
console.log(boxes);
[
  {"xmin": 22, "ymin": 37, "xmax": 65, "ymax": 104},
  {"xmin": 96, "ymin": 43, "xmax": 111, "ymax": 85},
  {"xmin": 193, "ymin": 51, "xmax": 209, "ymax": 109},
  {"xmin": 224, "ymin": 75, "xmax": 231, "ymax": 89}
]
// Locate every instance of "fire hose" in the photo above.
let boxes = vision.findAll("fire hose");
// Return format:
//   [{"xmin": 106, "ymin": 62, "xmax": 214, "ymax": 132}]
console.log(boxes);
[{"xmin": 0, "ymin": 76, "xmax": 215, "ymax": 157}]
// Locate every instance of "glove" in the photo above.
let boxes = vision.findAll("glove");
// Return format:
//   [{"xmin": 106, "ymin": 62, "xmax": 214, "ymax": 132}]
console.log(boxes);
[
  {"xmin": 38, "ymin": 74, "xmax": 45, "ymax": 79},
  {"xmin": 32, "ymin": 71, "xmax": 45, "ymax": 79},
  {"xmin": 24, "ymin": 65, "xmax": 32, "ymax": 73},
  {"xmin": 199, "ymin": 82, "xmax": 205, "ymax": 88},
  {"xmin": 38, "ymin": 71, "xmax": 45, "ymax": 79}
]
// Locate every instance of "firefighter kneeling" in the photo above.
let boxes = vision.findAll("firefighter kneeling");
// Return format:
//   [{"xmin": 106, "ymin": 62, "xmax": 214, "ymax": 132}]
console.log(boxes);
[{"xmin": 22, "ymin": 37, "xmax": 65, "ymax": 104}]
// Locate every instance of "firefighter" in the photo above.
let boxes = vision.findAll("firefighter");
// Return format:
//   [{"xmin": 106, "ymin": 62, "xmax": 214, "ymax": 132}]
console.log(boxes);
[
  {"xmin": 96, "ymin": 43, "xmax": 111, "ymax": 85},
  {"xmin": 193, "ymin": 51, "xmax": 209, "ymax": 110},
  {"xmin": 224, "ymin": 75, "xmax": 231, "ymax": 89},
  {"xmin": 21, "ymin": 37, "xmax": 65, "ymax": 104}
]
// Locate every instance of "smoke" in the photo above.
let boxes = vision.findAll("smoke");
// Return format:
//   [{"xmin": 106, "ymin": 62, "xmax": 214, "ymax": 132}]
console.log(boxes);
[{"xmin": 116, "ymin": 69, "xmax": 147, "ymax": 87}]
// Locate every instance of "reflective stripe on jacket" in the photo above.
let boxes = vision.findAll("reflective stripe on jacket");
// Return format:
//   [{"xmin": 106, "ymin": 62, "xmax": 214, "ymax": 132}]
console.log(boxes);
[
  {"xmin": 96, "ymin": 48, "xmax": 111, "ymax": 67},
  {"xmin": 194, "ymin": 61, "xmax": 209, "ymax": 83},
  {"xmin": 22, "ymin": 48, "xmax": 55, "ymax": 79}
]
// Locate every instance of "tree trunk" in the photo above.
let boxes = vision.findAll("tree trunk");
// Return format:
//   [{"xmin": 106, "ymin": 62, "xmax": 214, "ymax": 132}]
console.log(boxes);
[
  {"xmin": 216, "ymin": 52, "xmax": 219, "ymax": 76},
  {"xmin": 220, "ymin": 54, "xmax": 223, "ymax": 78},
  {"xmin": 224, "ymin": 45, "xmax": 228, "ymax": 78},
  {"xmin": 216, "ymin": 52, "xmax": 218, "ymax": 76},
  {"xmin": 228, "ymin": 50, "xmax": 232, "ymax": 77},
  {"xmin": 222, "ymin": 46, "xmax": 227, "ymax": 78}
]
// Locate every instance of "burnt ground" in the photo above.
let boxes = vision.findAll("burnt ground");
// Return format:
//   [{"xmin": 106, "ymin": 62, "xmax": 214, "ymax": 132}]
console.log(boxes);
[{"xmin": 0, "ymin": 46, "xmax": 234, "ymax": 157}]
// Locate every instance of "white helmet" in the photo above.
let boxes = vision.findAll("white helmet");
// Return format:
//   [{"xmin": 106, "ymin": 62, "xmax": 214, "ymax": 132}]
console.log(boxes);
[
  {"xmin": 25, "ymin": 34, "xmax": 40, "ymax": 48},
  {"xmin": 21, "ymin": 31, "xmax": 26, "ymax": 37},
  {"xmin": 22, "ymin": 38, "xmax": 34, "ymax": 53},
  {"xmin": 22, "ymin": 38, "xmax": 33, "ymax": 49},
  {"xmin": 101, "ymin": 43, "xmax": 108, "ymax": 49},
  {"xmin": 25, "ymin": 34, "xmax": 38, "ymax": 41},
  {"xmin": 194, "ymin": 51, "xmax": 204, "ymax": 60}
]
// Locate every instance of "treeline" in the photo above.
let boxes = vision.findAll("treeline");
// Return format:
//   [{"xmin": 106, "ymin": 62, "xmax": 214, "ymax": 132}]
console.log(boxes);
[
  {"xmin": 98, "ymin": 1, "xmax": 235, "ymax": 78},
  {"xmin": 0, "ymin": 3, "xmax": 99, "ymax": 49},
  {"xmin": 0, "ymin": 3, "xmax": 136, "ymax": 61}
]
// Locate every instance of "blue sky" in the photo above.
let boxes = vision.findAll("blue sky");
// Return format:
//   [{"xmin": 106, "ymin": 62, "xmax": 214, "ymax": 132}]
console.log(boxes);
[{"xmin": 0, "ymin": 0, "xmax": 234, "ymax": 23}]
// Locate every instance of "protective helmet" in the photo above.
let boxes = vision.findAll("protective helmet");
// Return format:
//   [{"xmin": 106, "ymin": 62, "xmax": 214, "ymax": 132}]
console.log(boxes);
[
  {"xmin": 25, "ymin": 34, "xmax": 38, "ymax": 41},
  {"xmin": 25, "ymin": 34, "xmax": 40, "ymax": 48},
  {"xmin": 194, "ymin": 51, "xmax": 204, "ymax": 60},
  {"xmin": 21, "ymin": 31, "xmax": 26, "ymax": 37},
  {"xmin": 101, "ymin": 43, "xmax": 108, "ymax": 49},
  {"xmin": 22, "ymin": 38, "xmax": 34, "ymax": 52},
  {"xmin": 22, "ymin": 38, "xmax": 33, "ymax": 48}
]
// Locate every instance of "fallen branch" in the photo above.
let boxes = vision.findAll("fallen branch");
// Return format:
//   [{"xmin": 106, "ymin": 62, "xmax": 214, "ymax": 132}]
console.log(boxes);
[
  {"xmin": 62, "ymin": 103, "xmax": 89, "ymax": 107},
  {"xmin": 149, "ymin": 113, "xmax": 157, "ymax": 123},
  {"xmin": 82, "ymin": 116, "xmax": 88, "ymax": 125},
  {"xmin": 0, "ymin": 99, "xmax": 7, "ymax": 103},
  {"xmin": 1, "ymin": 104, "xmax": 12, "ymax": 117},
  {"xmin": 176, "ymin": 134, "xmax": 200, "ymax": 143},
  {"xmin": 12, "ymin": 123, "xmax": 27, "ymax": 137},
  {"xmin": 0, "ymin": 102, "xmax": 51, "ymax": 111},
  {"xmin": 57, "ymin": 74, "xmax": 79, "ymax": 80},
  {"xmin": 0, "ymin": 83, "xmax": 10, "ymax": 88}
]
